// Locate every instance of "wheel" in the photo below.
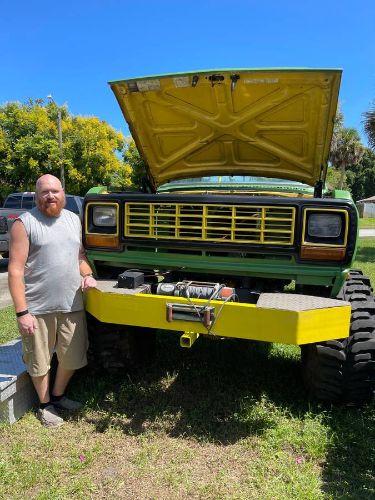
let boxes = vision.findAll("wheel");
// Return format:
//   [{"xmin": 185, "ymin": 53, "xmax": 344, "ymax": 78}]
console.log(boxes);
[
  {"xmin": 301, "ymin": 270, "xmax": 375, "ymax": 405},
  {"xmin": 86, "ymin": 313, "xmax": 156, "ymax": 372}
]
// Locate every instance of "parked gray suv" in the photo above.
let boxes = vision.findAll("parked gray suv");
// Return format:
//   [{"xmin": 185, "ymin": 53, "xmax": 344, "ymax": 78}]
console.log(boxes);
[{"xmin": 0, "ymin": 192, "xmax": 83, "ymax": 257}]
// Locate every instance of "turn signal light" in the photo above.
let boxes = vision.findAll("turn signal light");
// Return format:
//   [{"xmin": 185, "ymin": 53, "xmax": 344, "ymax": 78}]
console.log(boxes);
[
  {"xmin": 300, "ymin": 246, "xmax": 346, "ymax": 261},
  {"xmin": 85, "ymin": 234, "xmax": 119, "ymax": 249}
]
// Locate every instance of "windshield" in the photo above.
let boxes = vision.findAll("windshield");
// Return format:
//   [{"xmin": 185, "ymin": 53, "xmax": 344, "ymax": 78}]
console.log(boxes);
[
  {"xmin": 4, "ymin": 195, "xmax": 22, "ymax": 208},
  {"xmin": 65, "ymin": 196, "xmax": 80, "ymax": 214},
  {"xmin": 159, "ymin": 176, "xmax": 311, "ymax": 189}
]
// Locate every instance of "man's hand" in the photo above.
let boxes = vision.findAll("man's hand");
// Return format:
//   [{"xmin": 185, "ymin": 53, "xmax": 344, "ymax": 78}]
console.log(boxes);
[
  {"xmin": 81, "ymin": 275, "xmax": 97, "ymax": 291},
  {"xmin": 17, "ymin": 313, "xmax": 37, "ymax": 336}
]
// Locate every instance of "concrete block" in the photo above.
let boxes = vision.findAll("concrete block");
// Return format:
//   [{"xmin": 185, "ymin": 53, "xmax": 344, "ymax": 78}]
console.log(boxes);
[{"xmin": 0, "ymin": 339, "xmax": 38, "ymax": 424}]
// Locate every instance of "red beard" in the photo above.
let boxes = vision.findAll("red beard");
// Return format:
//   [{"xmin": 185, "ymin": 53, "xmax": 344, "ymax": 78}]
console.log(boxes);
[{"xmin": 38, "ymin": 197, "xmax": 65, "ymax": 217}]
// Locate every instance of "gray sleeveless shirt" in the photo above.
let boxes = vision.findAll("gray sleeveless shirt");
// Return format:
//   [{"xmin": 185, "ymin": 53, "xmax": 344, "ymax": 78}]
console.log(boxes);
[{"xmin": 18, "ymin": 208, "xmax": 83, "ymax": 315}]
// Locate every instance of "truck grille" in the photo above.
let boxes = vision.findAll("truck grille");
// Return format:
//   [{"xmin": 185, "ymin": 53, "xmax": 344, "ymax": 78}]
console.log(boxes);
[{"xmin": 124, "ymin": 203, "xmax": 295, "ymax": 245}]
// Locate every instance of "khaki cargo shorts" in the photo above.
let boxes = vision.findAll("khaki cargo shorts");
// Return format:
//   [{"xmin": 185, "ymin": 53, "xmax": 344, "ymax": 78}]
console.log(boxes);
[{"xmin": 21, "ymin": 310, "xmax": 88, "ymax": 377}]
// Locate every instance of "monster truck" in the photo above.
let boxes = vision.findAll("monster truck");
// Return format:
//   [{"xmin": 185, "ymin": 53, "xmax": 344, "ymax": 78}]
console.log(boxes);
[{"xmin": 83, "ymin": 69, "xmax": 375, "ymax": 404}]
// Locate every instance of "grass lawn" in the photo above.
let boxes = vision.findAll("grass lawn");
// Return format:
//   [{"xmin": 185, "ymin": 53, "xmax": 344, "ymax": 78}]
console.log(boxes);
[
  {"xmin": 355, "ymin": 237, "xmax": 375, "ymax": 285},
  {"xmin": 0, "ymin": 238, "xmax": 374, "ymax": 499},
  {"xmin": 0, "ymin": 306, "xmax": 19, "ymax": 344},
  {"xmin": 359, "ymin": 217, "xmax": 375, "ymax": 229}
]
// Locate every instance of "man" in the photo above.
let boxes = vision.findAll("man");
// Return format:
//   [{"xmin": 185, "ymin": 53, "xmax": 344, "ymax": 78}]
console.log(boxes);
[{"xmin": 8, "ymin": 174, "xmax": 97, "ymax": 428}]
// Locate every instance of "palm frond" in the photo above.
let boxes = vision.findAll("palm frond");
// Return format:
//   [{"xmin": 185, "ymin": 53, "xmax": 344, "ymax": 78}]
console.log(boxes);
[{"xmin": 363, "ymin": 106, "xmax": 375, "ymax": 149}]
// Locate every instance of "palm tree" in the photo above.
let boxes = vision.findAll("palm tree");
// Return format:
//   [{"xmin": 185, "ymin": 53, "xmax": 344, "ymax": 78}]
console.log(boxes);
[
  {"xmin": 329, "ymin": 127, "xmax": 365, "ymax": 189},
  {"xmin": 363, "ymin": 105, "xmax": 375, "ymax": 150}
]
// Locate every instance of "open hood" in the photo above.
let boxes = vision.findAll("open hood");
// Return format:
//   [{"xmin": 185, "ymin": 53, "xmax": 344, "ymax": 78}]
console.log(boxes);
[{"xmin": 110, "ymin": 68, "xmax": 341, "ymax": 188}]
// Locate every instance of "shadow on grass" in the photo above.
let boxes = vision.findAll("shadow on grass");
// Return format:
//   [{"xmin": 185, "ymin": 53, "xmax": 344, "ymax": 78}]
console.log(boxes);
[
  {"xmin": 73, "ymin": 335, "xmax": 302, "ymax": 442},
  {"xmin": 70, "ymin": 333, "xmax": 375, "ymax": 497},
  {"xmin": 321, "ymin": 406, "xmax": 375, "ymax": 499},
  {"xmin": 355, "ymin": 244, "xmax": 375, "ymax": 263}
]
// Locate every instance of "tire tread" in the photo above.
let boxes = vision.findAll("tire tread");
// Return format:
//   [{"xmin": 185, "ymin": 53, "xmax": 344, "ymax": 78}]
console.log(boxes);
[{"xmin": 301, "ymin": 272, "xmax": 375, "ymax": 404}]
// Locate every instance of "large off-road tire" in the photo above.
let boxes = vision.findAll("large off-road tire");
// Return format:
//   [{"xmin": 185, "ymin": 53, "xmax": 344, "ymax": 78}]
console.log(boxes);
[
  {"xmin": 301, "ymin": 270, "xmax": 375, "ymax": 405},
  {"xmin": 86, "ymin": 313, "xmax": 156, "ymax": 372}
]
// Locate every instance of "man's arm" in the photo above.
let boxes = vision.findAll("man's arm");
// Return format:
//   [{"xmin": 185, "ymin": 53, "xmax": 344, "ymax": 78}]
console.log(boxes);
[
  {"xmin": 8, "ymin": 220, "xmax": 37, "ymax": 335},
  {"xmin": 79, "ymin": 245, "xmax": 97, "ymax": 290}
]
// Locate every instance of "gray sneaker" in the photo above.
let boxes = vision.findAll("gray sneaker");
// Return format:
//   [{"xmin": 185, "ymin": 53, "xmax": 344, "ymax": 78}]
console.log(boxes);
[
  {"xmin": 37, "ymin": 404, "xmax": 64, "ymax": 428},
  {"xmin": 52, "ymin": 396, "xmax": 83, "ymax": 411}
]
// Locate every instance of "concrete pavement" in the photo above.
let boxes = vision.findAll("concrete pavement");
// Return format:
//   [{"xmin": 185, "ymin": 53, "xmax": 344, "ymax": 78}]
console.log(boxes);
[
  {"xmin": 359, "ymin": 229, "xmax": 375, "ymax": 237},
  {"xmin": 0, "ymin": 258, "xmax": 12, "ymax": 309}
]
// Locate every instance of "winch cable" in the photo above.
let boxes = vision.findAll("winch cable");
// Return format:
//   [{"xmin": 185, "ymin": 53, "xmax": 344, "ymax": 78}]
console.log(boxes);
[
  {"xmin": 182, "ymin": 282, "xmax": 237, "ymax": 336},
  {"xmin": 184, "ymin": 281, "xmax": 204, "ymax": 321},
  {"xmin": 184, "ymin": 282, "xmax": 225, "ymax": 321},
  {"xmin": 182, "ymin": 282, "xmax": 224, "ymax": 301},
  {"xmin": 205, "ymin": 292, "xmax": 238, "ymax": 336}
]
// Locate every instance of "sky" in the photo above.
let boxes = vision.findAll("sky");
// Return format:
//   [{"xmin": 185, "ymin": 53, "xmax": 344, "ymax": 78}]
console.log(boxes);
[{"xmin": 1, "ymin": 0, "xmax": 374, "ymax": 143}]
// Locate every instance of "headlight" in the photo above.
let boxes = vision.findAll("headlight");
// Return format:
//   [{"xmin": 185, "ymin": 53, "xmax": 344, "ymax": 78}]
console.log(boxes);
[
  {"xmin": 302, "ymin": 209, "xmax": 348, "ymax": 256},
  {"xmin": 93, "ymin": 206, "xmax": 116, "ymax": 226},
  {"xmin": 307, "ymin": 213, "xmax": 342, "ymax": 238},
  {"xmin": 85, "ymin": 202, "xmax": 119, "ymax": 249}
]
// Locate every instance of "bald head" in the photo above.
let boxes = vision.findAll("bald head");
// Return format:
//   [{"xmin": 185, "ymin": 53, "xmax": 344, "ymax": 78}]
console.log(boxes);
[
  {"xmin": 35, "ymin": 174, "xmax": 63, "ymax": 194},
  {"xmin": 35, "ymin": 174, "xmax": 65, "ymax": 217}
]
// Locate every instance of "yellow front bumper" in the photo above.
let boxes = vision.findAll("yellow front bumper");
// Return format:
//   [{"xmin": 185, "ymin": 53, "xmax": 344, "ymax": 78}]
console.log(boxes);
[{"xmin": 85, "ymin": 283, "xmax": 351, "ymax": 345}]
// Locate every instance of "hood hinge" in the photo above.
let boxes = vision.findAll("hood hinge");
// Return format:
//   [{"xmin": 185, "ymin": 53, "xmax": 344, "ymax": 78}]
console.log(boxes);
[
  {"xmin": 314, "ymin": 181, "xmax": 323, "ymax": 198},
  {"xmin": 314, "ymin": 165, "xmax": 325, "ymax": 198}
]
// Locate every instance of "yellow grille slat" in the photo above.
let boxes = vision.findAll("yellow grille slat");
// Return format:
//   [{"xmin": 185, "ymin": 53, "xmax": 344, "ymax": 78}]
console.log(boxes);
[{"xmin": 125, "ymin": 203, "xmax": 295, "ymax": 245}]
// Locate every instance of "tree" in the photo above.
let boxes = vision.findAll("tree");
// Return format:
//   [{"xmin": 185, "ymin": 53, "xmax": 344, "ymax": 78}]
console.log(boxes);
[
  {"xmin": 325, "ymin": 165, "xmax": 347, "ymax": 191},
  {"xmin": 123, "ymin": 138, "xmax": 149, "ymax": 191},
  {"xmin": 0, "ymin": 100, "xmax": 131, "ymax": 198},
  {"xmin": 363, "ymin": 104, "xmax": 375, "ymax": 150},
  {"xmin": 329, "ymin": 126, "xmax": 365, "ymax": 190},
  {"xmin": 346, "ymin": 148, "xmax": 375, "ymax": 201},
  {"xmin": 62, "ymin": 115, "xmax": 131, "ymax": 194},
  {"xmin": 0, "ymin": 101, "xmax": 61, "ymax": 197}
]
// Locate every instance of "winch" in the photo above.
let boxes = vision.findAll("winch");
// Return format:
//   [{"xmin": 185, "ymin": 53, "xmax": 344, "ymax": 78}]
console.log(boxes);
[{"xmin": 156, "ymin": 281, "xmax": 235, "ymax": 301}]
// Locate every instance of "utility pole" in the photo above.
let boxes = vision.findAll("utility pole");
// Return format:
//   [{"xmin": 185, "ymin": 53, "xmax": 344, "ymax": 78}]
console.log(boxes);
[
  {"xmin": 56, "ymin": 107, "xmax": 64, "ymax": 189},
  {"xmin": 47, "ymin": 95, "xmax": 65, "ymax": 189}
]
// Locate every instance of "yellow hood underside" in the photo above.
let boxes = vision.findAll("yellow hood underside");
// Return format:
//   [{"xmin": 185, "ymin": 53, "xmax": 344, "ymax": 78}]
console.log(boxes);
[{"xmin": 110, "ymin": 69, "xmax": 341, "ymax": 187}]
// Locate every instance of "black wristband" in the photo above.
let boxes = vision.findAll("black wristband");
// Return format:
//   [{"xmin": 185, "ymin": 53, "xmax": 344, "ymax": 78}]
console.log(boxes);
[{"xmin": 16, "ymin": 309, "xmax": 29, "ymax": 318}]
